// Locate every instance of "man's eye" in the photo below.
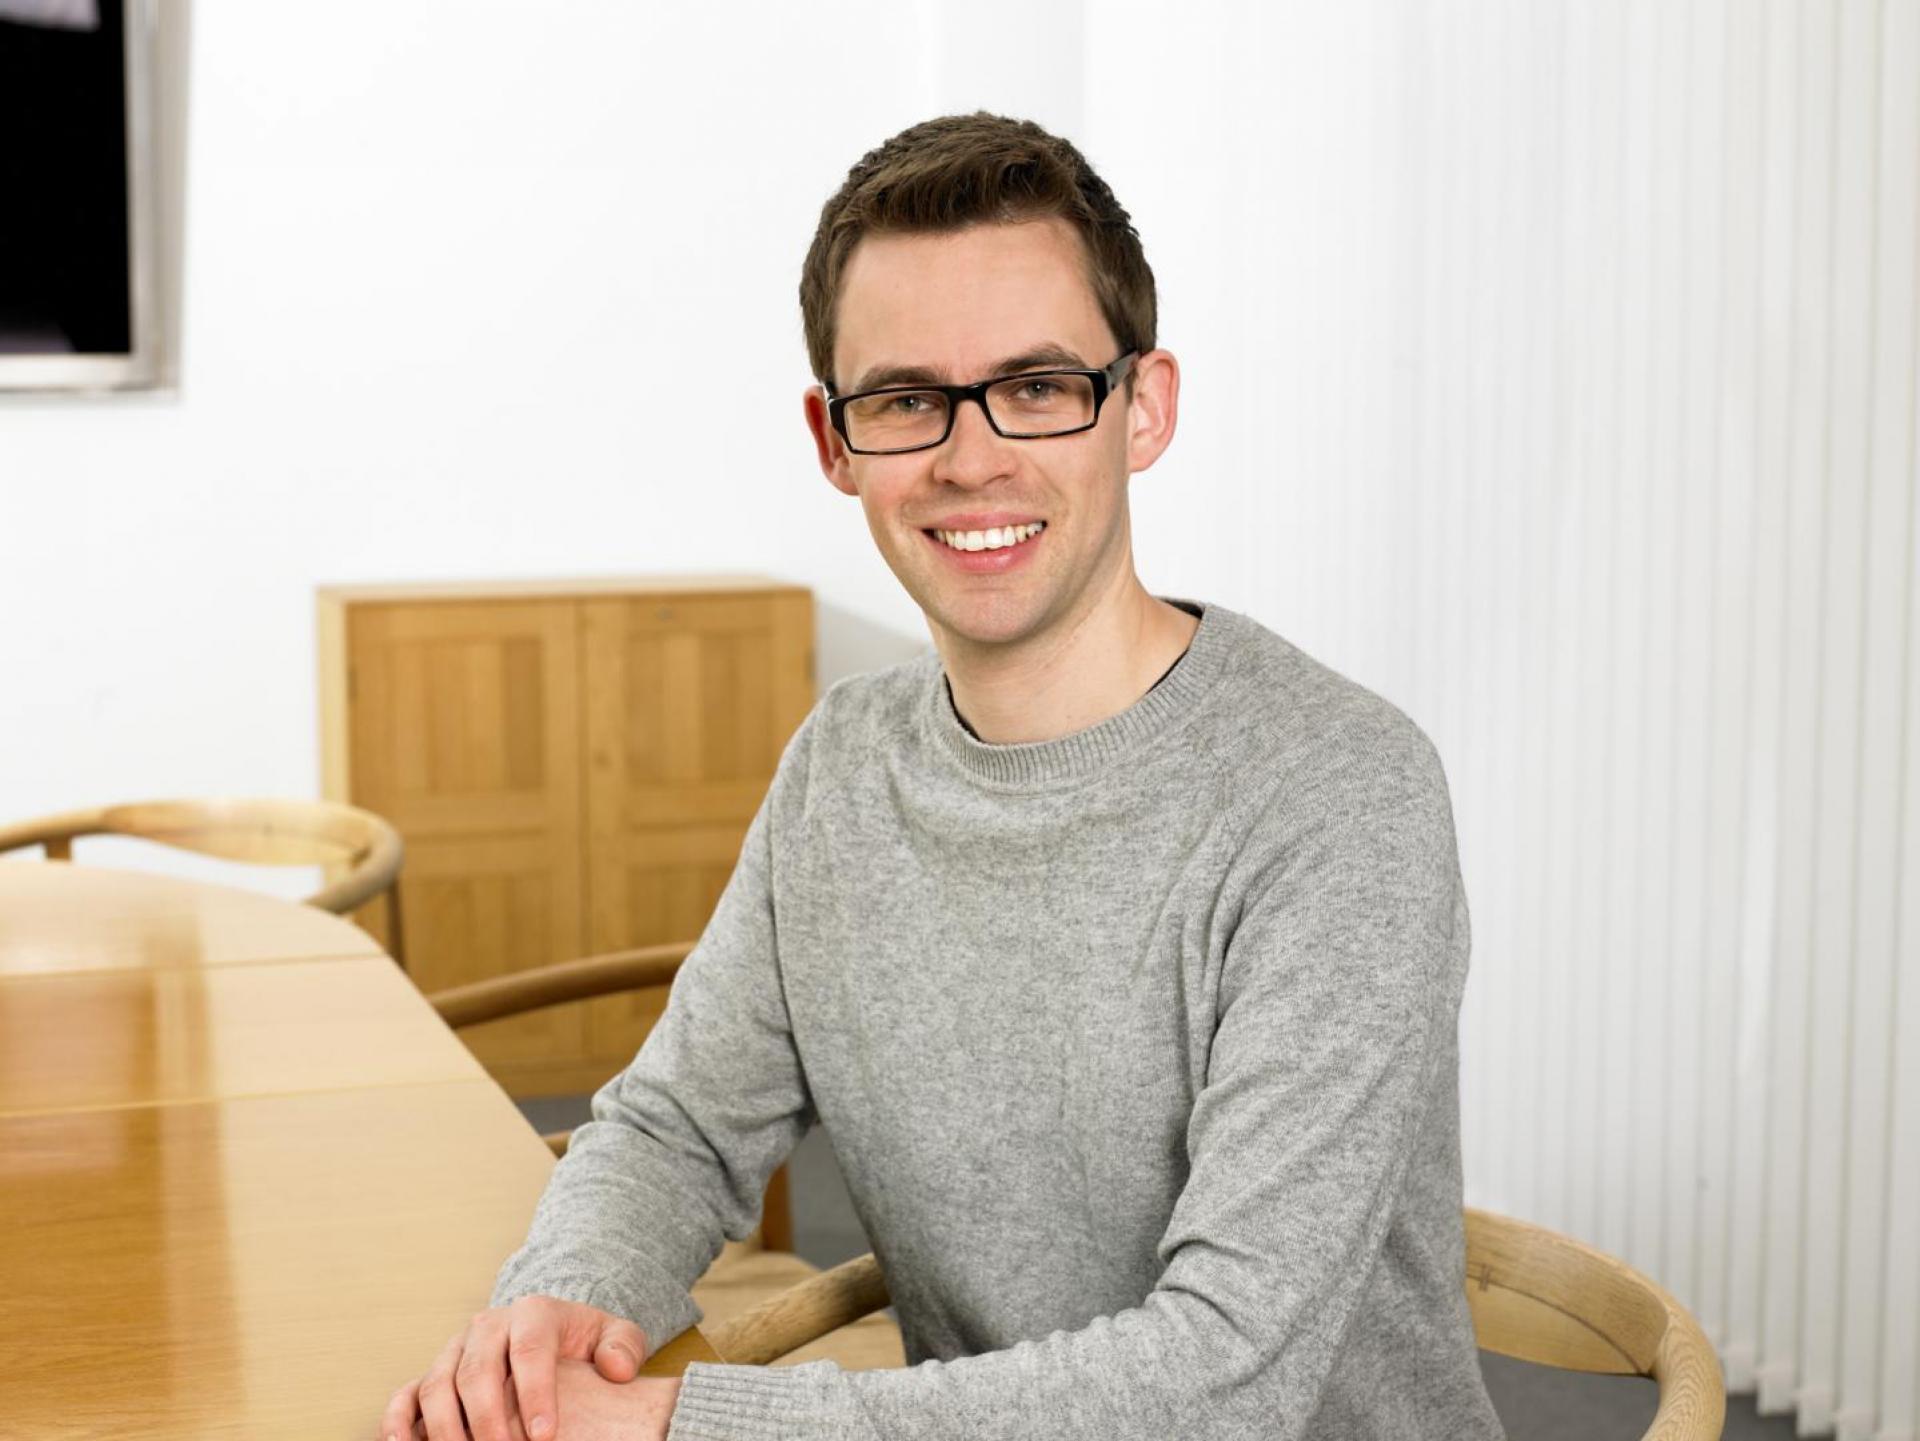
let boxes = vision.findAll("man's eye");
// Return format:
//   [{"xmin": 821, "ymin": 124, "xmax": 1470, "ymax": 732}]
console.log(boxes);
[
  {"xmin": 1020, "ymin": 380, "xmax": 1061, "ymax": 399},
  {"xmin": 876, "ymin": 393, "xmax": 942, "ymax": 416}
]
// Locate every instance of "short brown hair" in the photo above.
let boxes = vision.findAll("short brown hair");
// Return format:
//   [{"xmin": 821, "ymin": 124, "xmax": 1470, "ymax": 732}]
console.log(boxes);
[{"xmin": 800, "ymin": 112, "xmax": 1157, "ymax": 388}]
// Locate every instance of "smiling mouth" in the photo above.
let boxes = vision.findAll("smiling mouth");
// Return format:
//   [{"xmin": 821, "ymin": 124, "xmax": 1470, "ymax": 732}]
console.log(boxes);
[{"xmin": 924, "ymin": 521, "xmax": 1047, "ymax": 553}]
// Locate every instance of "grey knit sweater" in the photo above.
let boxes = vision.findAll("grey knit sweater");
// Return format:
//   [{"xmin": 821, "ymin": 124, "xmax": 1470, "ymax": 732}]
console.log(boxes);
[{"xmin": 492, "ymin": 599, "xmax": 1506, "ymax": 1440}]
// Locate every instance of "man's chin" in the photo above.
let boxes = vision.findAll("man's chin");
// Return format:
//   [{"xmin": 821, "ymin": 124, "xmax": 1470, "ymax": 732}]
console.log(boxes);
[
  {"xmin": 922, "ymin": 597, "xmax": 1051, "ymax": 652},
  {"xmin": 887, "ymin": 555, "xmax": 1066, "ymax": 652}
]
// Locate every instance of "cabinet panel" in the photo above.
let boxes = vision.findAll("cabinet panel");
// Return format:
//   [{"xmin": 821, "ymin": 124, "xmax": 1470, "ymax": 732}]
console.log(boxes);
[
  {"xmin": 345, "ymin": 601, "xmax": 585, "ymax": 1082},
  {"xmin": 582, "ymin": 593, "xmax": 811, "ymax": 1068}
]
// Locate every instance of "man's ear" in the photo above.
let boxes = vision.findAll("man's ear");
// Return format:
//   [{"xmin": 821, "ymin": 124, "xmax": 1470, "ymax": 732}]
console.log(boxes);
[
  {"xmin": 1123, "ymin": 349, "xmax": 1180, "ymax": 475},
  {"xmin": 803, "ymin": 386, "xmax": 859, "ymax": 497}
]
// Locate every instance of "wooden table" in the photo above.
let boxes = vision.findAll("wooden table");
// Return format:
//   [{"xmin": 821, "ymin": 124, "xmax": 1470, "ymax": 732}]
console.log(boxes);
[{"xmin": 0, "ymin": 864, "xmax": 716, "ymax": 1439}]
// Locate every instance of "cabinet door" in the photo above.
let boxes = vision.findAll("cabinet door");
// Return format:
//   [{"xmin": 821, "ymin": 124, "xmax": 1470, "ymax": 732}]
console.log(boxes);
[
  {"xmin": 581, "ymin": 592, "xmax": 812, "ymax": 1069},
  {"xmin": 347, "ymin": 600, "xmax": 586, "ymax": 1087}
]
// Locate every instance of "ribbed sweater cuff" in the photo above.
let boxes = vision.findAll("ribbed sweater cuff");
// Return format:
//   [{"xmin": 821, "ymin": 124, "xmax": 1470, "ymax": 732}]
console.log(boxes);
[{"xmin": 666, "ymin": 1361, "xmax": 854, "ymax": 1440}]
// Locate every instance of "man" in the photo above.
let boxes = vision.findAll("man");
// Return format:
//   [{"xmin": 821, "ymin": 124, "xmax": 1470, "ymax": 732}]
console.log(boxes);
[{"xmin": 383, "ymin": 112, "xmax": 1505, "ymax": 1441}]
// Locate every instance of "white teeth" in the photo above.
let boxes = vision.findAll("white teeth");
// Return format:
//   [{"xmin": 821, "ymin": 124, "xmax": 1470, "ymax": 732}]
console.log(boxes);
[{"xmin": 934, "ymin": 522, "xmax": 1046, "ymax": 552}]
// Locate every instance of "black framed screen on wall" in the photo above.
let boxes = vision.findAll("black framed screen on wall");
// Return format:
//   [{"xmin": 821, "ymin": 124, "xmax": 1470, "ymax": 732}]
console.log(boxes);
[{"xmin": 0, "ymin": 0, "xmax": 158, "ymax": 390}]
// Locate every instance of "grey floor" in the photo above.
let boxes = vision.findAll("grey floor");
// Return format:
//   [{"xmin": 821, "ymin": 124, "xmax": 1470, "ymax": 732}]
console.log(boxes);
[{"xmin": 520, "ymin": 1096, "xmax": 1799, "ymax": 1439}]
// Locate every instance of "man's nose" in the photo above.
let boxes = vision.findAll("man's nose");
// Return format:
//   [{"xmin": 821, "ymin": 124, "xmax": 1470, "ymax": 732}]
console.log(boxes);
[{"xmin": 932, "ymin": 395, "xmax": 1015, "ymax": 487}]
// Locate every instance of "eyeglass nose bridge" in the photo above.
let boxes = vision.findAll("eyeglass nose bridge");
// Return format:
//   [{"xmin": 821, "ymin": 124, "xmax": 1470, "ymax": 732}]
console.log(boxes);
[{"xmin": 936, "ymin": 381, "xmax": 1009, "ymax": 446}]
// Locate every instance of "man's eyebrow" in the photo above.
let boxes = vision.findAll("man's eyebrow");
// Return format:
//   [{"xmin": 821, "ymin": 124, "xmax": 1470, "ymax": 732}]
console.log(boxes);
[{"xmin": 848, "ymin": 344, "xmax": 1092, "ymax": 394}]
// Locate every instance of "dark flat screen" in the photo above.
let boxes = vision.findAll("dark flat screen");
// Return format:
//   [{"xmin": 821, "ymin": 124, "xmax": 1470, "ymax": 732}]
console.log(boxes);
[{"xmin": 0, "ymin": 0, "xmax": 132, "ymax": 357}]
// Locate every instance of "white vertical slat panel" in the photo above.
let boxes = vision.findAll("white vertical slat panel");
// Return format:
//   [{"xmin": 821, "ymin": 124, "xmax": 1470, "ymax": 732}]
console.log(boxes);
[
  {"xmin": 1302, "ymin": 3, "xmax": 1336, "ymax": 665},
  {"xmin": 1538, "ymin": 0, "xmax": 1594, "ymax": 1243},
  {"xmin": 1407, "ymin": 0, "xmax": 1445, "ymax": 745},
  {"xmin": 1665, "ymin": 0, "xmax": 1725, "ymax": 1325},
  {"xmin": 1385, "ymin": 0, "xmax": 1427, "ymax": 708},
  {"xmin": 1287, "ymin": 3, "xmax": 1323, "ymax": 661},
  {"xmin": 1226, "ymin": 0, "xmax": 1270, "ymax": 629},
  {"xmin": 1866, "ymin": 8, "xmax": 1920, "ymax": 1437},
  {"xmin": 1758, "ymin": 0, "xmax": 1838, "ymax": 1412},
  {"xmin": 1724, "ymin": 0, "xmax": 1801, "ymax": 1390},
  {"xmin": 1799, "ymin": 0, "xmax": 1882, "ymax": 1429},
  {"xmin": 1326, "ymin": 5, "xmax": 1363, "ymax": 681},
  {"xmin": 1432, "ymin": 0, "xmax": 1493, "ymax": 1204},
  {"xmin": 1476, "ymin": 0, "xmax": 1521, "ymax": 1221},
  {"xmin": 1508, "ymin": 0, "xmax": 1561, "ymax": 1232},
  {"xmin": 1631, "ymin": 0, "xmax": 1685, "ymax": 1286},
  {"xmin": 1433, "ymin": 0, "xmax": 1473, "ymax": 1196},
  {"xmin": 1605, "ymin": 0, "xmax": 1656, "ymax": 1271},
  {"xmin": 1360, "ymin": 0, "xmax": 1410, "ymax": 700},
  {"xmin": 1573, "ymin": 0, "xmax": 1624, "ymax": 1252},
  {"xmin": 1526, "ymin": 0, "xmax": 1561, "ymax": 1230},
  {"xmin": 1580, "ymin": 0, "xmax": 1620, "ymax": 1253},
  {"xmin": 1699, "ymin": 0, "xmax": 1763, "ymax": 1355},
  {"xmin": 1561, "ymin": 0, "xmax": 1609, "ymax": 1250},
  {"xmin": 1836, "ymin": 3, "xmax": 1920, "ymax": 1403}
]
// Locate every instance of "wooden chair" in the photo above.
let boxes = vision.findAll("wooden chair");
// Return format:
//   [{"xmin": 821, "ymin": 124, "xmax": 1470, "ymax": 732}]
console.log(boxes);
[
  {"xmin": 0, "ymin": 798, "xmax": 406, "ymax": 959},
  {"xmin": 704, "ymin": 1208, "xmax": 1726, "ymax": 1438},
  {"xmin": 1463, "ymin": 1207, "xmax": 1725, "ymax": 1439},
  {"xmin": 425, "ymin": 946, "xmax": 906, "ymax": 1372}
]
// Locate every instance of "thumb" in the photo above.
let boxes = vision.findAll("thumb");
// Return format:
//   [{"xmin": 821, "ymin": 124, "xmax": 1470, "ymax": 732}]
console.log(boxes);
[{"xmin": 591, "ymin": 1318, "xmax": 649, "ymax": 1381}]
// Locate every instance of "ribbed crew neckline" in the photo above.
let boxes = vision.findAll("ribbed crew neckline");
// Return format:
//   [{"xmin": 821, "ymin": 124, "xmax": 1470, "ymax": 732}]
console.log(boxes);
[{"xmin": 923, "ymin": 599, "xmax": 1233, "ymax": 787}]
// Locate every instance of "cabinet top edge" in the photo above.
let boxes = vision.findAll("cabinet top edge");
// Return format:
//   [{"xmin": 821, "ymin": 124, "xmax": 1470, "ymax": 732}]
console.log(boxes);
[{"xmin": 316, "ymin": 574, "xmax": 810, "ymax": 603}]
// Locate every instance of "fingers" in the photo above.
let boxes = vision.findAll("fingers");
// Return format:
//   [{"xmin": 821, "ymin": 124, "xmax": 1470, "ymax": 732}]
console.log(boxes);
[
  {"xmin": 378, "ymin": 1377, "xmax": 422, "ymax": 1441},
  {"xmin": 589, "ymin": 1316, "xmax": 649, "ymax": 1382},
  {"xmin": 454, "ymin": 1310, "xmax": 516, "ymax": 1441},
  {"xmin": 384, "ymin": 1296, "xmax": 640, "ymax": 1441},
  {"xmin": 505, "ymin": 1300, "xmax": 564, "ymax": 1440},
  {"xmin": 503, "ymin": 1375, "xmax": 533, "ymax": 1441},
  {"xmin": 415, "ymin": 1332, "xmax": 470, "ymax": 1441}
]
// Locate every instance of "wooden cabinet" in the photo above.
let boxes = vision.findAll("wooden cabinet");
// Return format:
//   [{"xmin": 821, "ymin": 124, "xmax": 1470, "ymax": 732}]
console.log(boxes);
[{"xmin": 318, "ymin": 577, "xmax": 813, "ymax": 1096}]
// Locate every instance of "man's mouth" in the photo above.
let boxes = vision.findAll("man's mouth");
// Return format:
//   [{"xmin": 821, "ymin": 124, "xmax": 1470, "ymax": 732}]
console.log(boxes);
[{"xmin": 925, "ymin": 521, "xmax": 1047, "ymax": 553}]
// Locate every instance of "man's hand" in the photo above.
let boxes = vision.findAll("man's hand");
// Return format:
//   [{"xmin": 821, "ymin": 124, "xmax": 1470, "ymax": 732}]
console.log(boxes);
[
  {"xmin": 539, "ymin": 1361, "xmax": 682, "ymax": 1441},
  {"xmin": 379, "ymin": 1295, "xmax": 651, "ymax": 1441}
]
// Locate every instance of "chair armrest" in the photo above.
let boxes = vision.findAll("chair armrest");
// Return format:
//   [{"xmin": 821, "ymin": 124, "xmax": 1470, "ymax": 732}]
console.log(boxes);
[
  {"xmin": 1644, "ymin": 1296, "xmax": 1726, "ymax": 1441},
  {"xmin": 704, "ymin": 1253, "xmax": 891, "ymax": 1366},
  {"xmin": 428, "ymin": 942, "xmax": 694, "ymax": 1029}
]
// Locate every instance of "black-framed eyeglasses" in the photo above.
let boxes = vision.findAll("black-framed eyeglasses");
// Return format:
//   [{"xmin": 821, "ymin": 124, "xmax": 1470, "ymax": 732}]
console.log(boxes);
[{"xmin": 826, "ymin": 352, "xmax": 1138, "ymax": 456}]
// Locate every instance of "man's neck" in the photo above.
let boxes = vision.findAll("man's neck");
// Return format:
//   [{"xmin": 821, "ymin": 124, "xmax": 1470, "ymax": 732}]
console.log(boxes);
[{"xmin": 936, "ymin": 577, "xmax": 1201, "ymax": 746}]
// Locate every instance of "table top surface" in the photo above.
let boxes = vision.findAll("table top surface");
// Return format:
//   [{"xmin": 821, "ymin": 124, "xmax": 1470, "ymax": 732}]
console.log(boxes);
[
  {"xmin": 0, "ymin": 863, "xmax": 717, "ymax": 1439},
  {"xmin": 0, "ymin": 861, "xmax": 387, "ymax": 975}
]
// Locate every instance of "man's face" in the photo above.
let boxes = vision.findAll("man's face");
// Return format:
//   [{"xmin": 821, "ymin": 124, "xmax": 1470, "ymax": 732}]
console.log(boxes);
[{"xmin": 805, "ymin": 218, "xmax": 1174, "ymax": 653}]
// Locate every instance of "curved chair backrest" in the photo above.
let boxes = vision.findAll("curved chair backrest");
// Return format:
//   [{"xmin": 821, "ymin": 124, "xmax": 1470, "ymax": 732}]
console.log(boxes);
[
  {"xmin": 0, "ymin": 798, "xmax": 404, "ymax": 916},
  {"xmin": 427, "ymin": 942, "xmax": 691, "ymax": 1030},
  {"xmin": 1465, "ymin": 1206, "xmax": 1725, "ymax": 1440}
]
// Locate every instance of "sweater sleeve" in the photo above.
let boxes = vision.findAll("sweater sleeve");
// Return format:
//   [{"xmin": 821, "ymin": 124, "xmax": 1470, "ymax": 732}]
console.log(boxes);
[
  {"xmin": 489, "ymin": 770, "xmax": 814, "ymax": 1351},
  {"xmin": 666, "ymin": 729, "xmax": 1473, "ymax": 1440}
]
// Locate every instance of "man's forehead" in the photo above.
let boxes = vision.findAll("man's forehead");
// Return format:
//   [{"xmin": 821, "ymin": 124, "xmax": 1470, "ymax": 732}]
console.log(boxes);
[{"xmin": 831, "ymin": 218, "xmax": 1112, "ymax": 388}]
